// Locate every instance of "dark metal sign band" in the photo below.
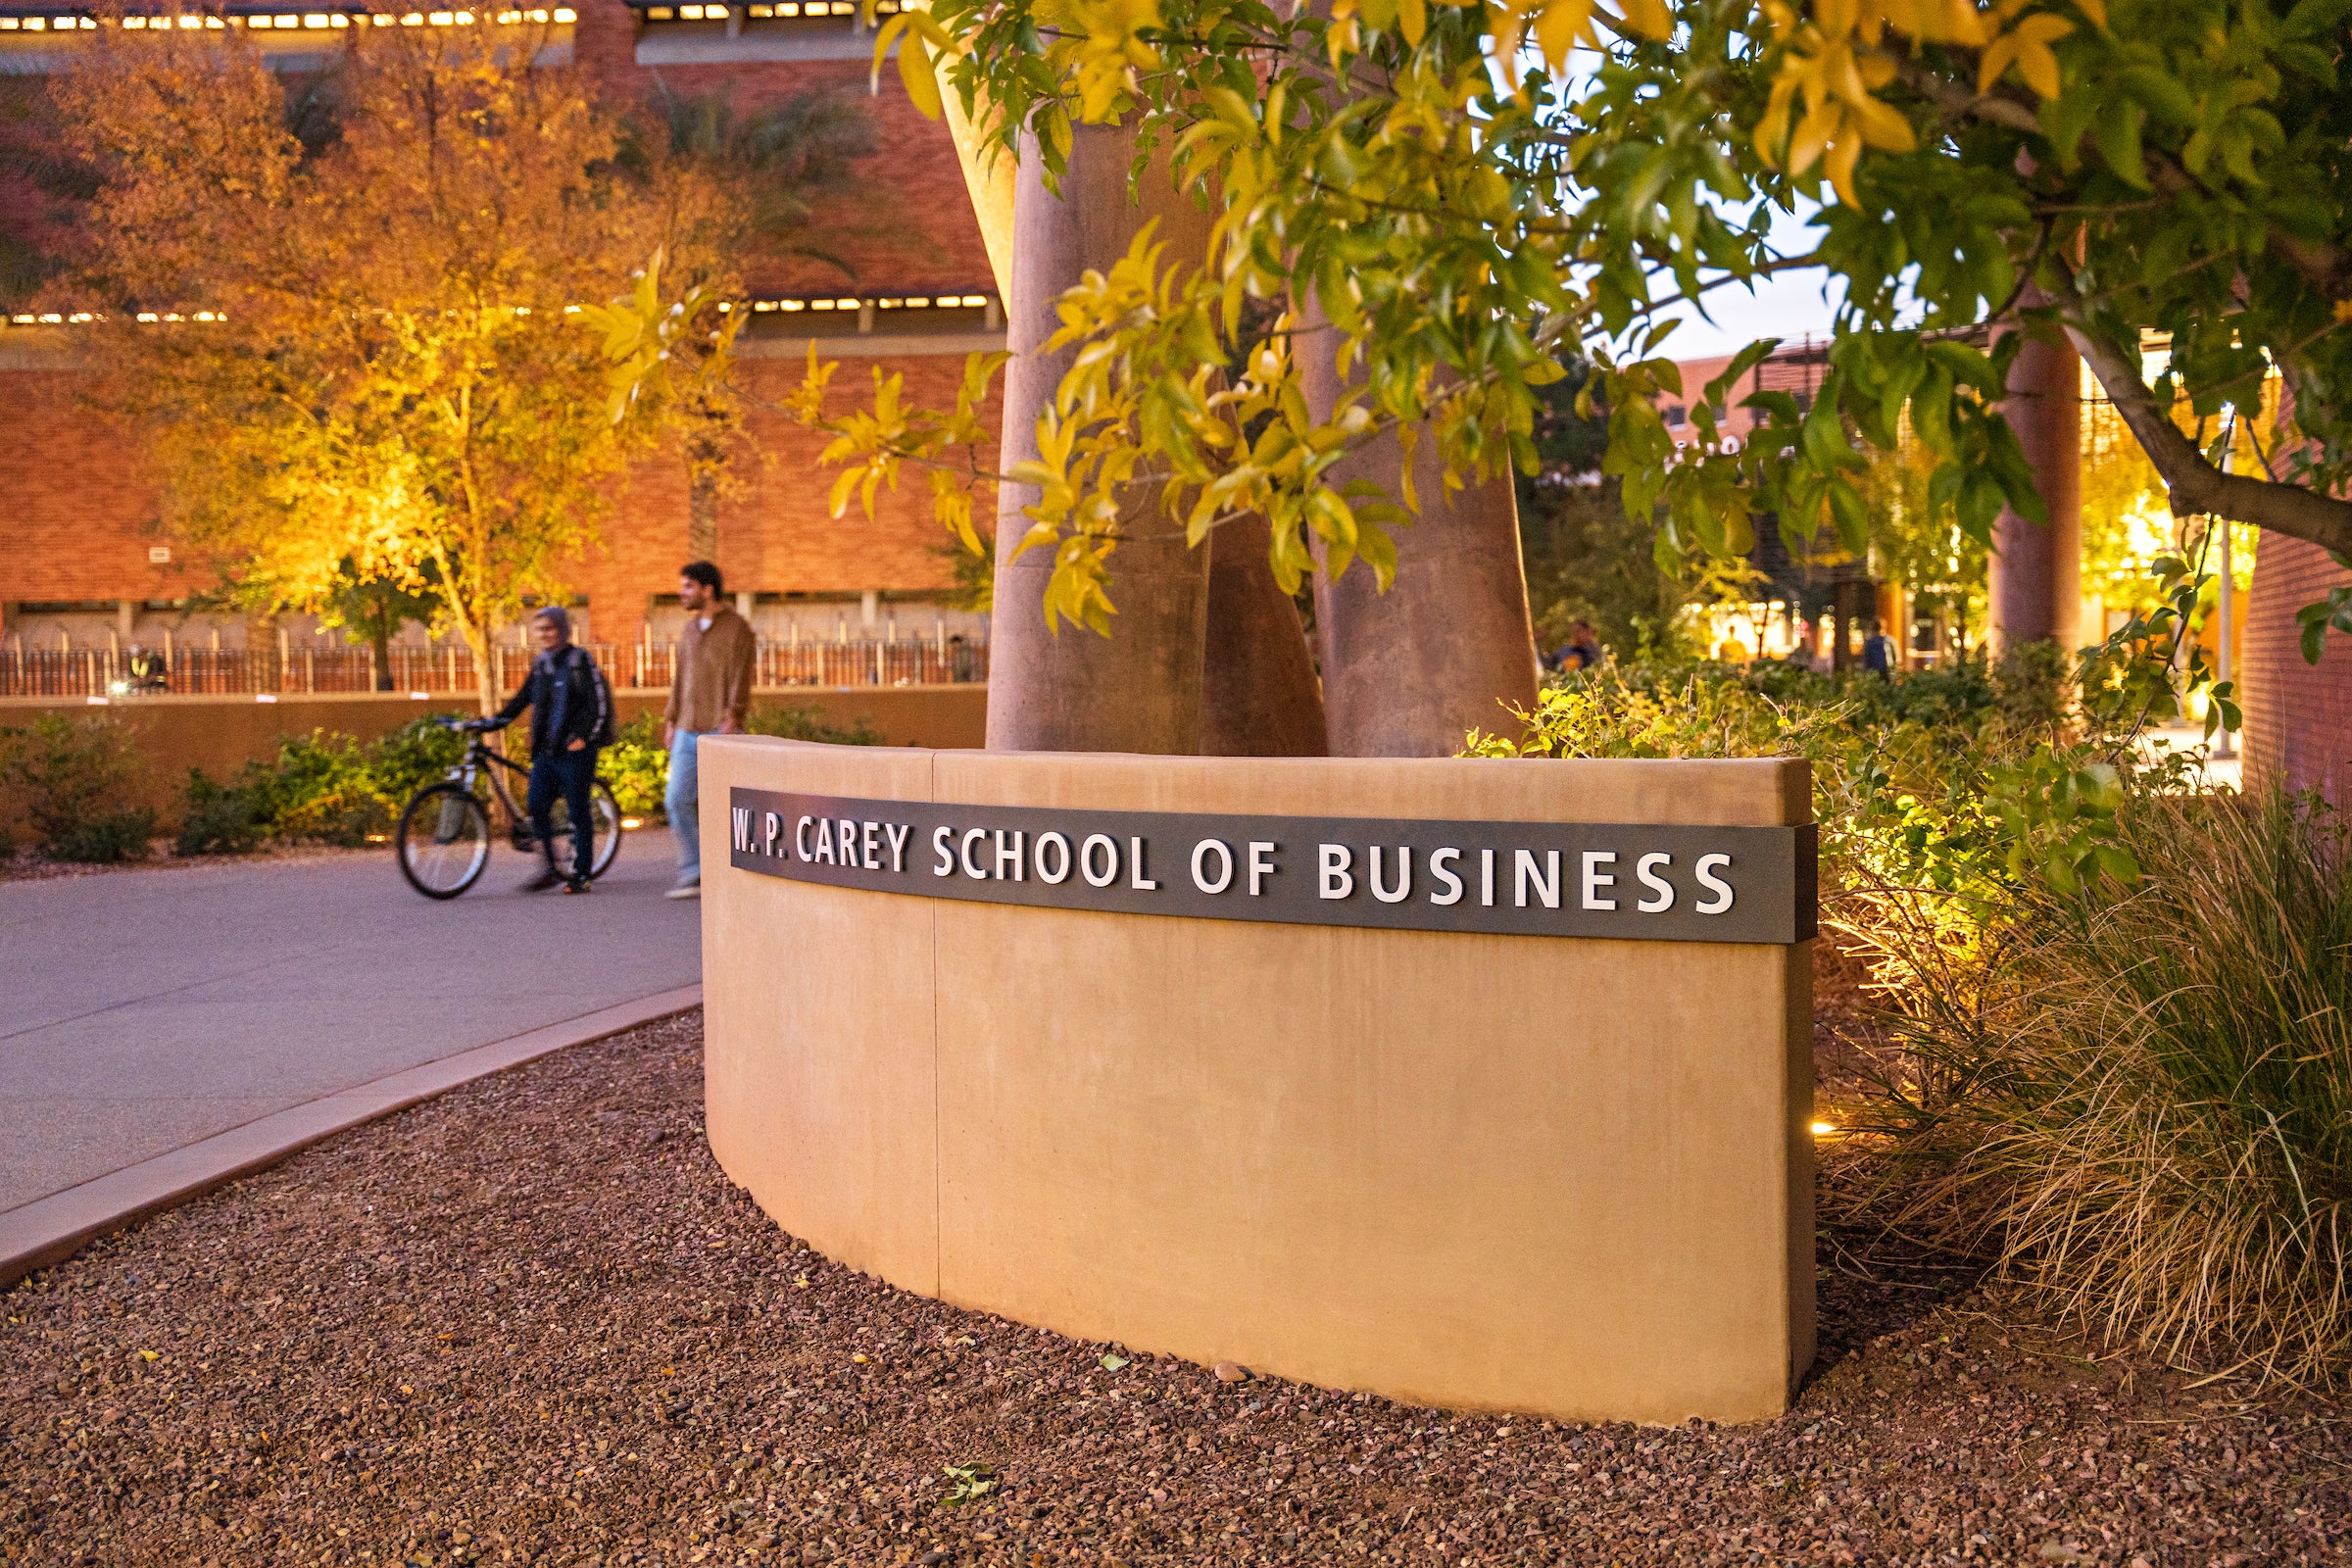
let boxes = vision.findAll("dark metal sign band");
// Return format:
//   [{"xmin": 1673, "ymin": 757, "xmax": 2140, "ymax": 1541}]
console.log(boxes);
[{"xmin": 727, "ymin": 788, "xmax": 1816, "ymax": 945}]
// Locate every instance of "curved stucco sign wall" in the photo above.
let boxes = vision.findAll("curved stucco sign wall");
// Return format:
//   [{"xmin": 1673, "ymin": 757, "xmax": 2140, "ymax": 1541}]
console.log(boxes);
[{"xmin": 698, "ymin": 739, "xmax": 1817, "ymax": 1425}]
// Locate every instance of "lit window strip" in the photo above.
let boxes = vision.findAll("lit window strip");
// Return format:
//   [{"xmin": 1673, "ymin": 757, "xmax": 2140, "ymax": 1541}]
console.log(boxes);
[
  {"xmin": 640, "ymin": 2, "xmax": 886, "ymax": 18},
  {"xmin": 7, "ymin": 294, "xmax": 990, "ymax": 328},
  {"xmin": 739, "ymin": 293, "xmax": 992, "ymax": 315},
  {"xmin": 3, "ymin": 8, "xmax": 573, "ymax": 28}
]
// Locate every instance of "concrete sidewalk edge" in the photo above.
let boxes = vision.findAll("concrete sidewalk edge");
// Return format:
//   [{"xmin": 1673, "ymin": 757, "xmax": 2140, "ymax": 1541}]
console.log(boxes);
[{"xmin": 0, "ymin": 983, "xmax": 704, "ymax": 1291}]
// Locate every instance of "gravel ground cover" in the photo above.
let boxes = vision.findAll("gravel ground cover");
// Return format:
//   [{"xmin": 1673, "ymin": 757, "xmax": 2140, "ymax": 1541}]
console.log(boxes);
[{"xmin": 4, "ymin": 1012, "xmax": 2347, "ymax": 1568}]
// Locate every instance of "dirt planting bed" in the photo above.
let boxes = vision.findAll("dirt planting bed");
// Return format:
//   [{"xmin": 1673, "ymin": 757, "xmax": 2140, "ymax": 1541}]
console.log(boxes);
[{"xmin": 3, "ymin": 1012, "xmax": 2346, "ymax": 1568}]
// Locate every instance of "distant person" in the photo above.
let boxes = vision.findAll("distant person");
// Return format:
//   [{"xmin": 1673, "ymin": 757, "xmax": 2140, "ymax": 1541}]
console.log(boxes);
[
  {"xmin": 480, "ymin": 607, "xmax": 611, "ymax": 895},
  {"xmin": 125, "ymin": 644, "xmax": 167, "ymax": 691},
  {"xmin": 1549, "ymin": 618, "xmax": 1602, "ymax": 673},
  {"xmin": 662, "ymin": 561, "xmax": 756, "ymax": 902},
  {"xmin": 1861, "ymin": 621, "xmax": 1894, "ymax": 677},
  {"xmin": 947, "ymin": 632, "xmax": 979, "ymax": 684}
]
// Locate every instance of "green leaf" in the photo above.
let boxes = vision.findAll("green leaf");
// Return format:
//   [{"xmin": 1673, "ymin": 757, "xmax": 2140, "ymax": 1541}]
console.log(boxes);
[{"xmin": 2093, "ymin": 101, "xmax": 2150, "ymax": 189}]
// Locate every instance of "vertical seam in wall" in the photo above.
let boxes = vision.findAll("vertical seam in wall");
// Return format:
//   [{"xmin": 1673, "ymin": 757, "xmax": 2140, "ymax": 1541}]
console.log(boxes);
[{"xmin": 927, "ymin": 747, "xmax": 943, "ymax": 1298}]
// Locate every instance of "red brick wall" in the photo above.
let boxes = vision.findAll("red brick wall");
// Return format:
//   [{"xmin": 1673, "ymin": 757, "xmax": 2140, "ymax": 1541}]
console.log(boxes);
[
  {"xmin": 572, "ymin": 0, "xmax": 992, "ymax": 297},
  {"xmin": 0, "ymin": 4, "xmax": 1000, "ymax": 639},
  {"xmin": 2242, "ymin": 533, "xmax": 2352, "ymax": 803},
  {"xmin": 0, "ymin": 367, "xmax": 191, "ymax": 605},
  {"xmin": 572, "ymin": 346, "xmax": 1000, "ymax": 636},
  {"xmin": 0, "ymin": 345, "xmax": 999, "ymax": 639}
]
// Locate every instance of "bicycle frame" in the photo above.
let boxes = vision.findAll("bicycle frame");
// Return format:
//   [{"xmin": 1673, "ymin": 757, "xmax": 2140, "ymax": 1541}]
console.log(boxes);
[{"xmin": 446, "ymin": 732, "xmax": 533, "ymax": 825}]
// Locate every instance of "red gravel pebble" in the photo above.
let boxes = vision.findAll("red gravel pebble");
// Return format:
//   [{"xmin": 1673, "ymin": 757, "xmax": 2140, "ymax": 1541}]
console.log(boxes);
[{"xmin": 3, "ymin": 1013, "xmax": 2346, "ymax": 1567}]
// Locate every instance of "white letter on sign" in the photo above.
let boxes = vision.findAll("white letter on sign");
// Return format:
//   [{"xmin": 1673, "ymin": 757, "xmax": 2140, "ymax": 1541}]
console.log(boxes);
[
  {"xmin": 1369, "ymin": 846, "xmax": 1411, "ymax": 904},
  {"xmin": 1581, "ymin": 851, "xmax": 1617, "ymax": 911},
  {"xmin": 1636, "ymin": 852, "xmax": 1674, "ymax": 912},
  {"xmin": 931, "ymin": 825, "xmax": 953, "ymax": 876},
  {"xmin": 1129, "ymin": 837, "xmax": 1158, "ymax": 891},
  {"xmin": 1694, "ymin": 853, "xmax": 1735, "ymax": 914},
  {"xmin": 1247, "ymin": 841, "xmax": 1276, "ymax": 896},
  {"xmin": 884, "ymin": 822, "xmax": 909, "ymax": 873},
  {"xmin": 1514, "ymin": 849, "xmax": 1560, "ymax": 909},
  {"xmin": 1034, "ymin": 831, "xmax": 1072, "ymax": 884},
  {"xmin": 1428, "ymin": 848, "xmax": 1463, "ymax": 906},
  {"xmin": 799, "ymin": 815, "xmax": 816, "ymax": 860},
  {"xmin": 1079, "ymin": 834, "xmax": 1118, "ymax": 888},
  {"xmin": 1191, "ymin": 839, "xmax": 1234, "ymax": 894},
  {"xmin": 1319, "ymin": 844, "xmax": 1353, "ymax": 900},
  {"xmin": 959, "ymin": 828, "xmax": 988, "ymax": 880},
  {"xmin": 731, "ymin": 807, "xmax": 753, "ymax": 853}
]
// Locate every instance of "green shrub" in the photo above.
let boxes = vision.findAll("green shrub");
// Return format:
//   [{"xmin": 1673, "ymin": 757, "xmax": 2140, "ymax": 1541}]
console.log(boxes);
[
  {"xmin": 173, "ymin": 718, "xmax": 466, "ymax": 856},
  {"xmin": 175, "ymin": 767, "xmax": 266, "ymax": 856},
  {"xmin": 747, "ymin": 704, "xmax": 883, "ymax": 746},
  {"xmin": 601, "ymin": 713, "xmax": 669, "ymax": 819},
  {"xmin": 0, "ymin": 714, "xmax": 156, "ymax": 863},
  {"xmin": 365, "ymin": 714, "xmax": 468, "ymax": 806},
  {"xmin": 1848, "ymin": 791, "xmax": 2352, "ymax": 1386}
]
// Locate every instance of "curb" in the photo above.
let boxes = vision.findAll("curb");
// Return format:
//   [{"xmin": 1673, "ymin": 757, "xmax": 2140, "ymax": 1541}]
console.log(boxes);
[{"xmin": 0, "ymin": 983, "xmax": 704, "ymax": 1291}]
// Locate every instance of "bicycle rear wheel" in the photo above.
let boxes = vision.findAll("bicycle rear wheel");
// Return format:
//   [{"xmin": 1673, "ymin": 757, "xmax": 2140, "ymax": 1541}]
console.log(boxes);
[
  {"xmin": 548, "ymin": 780, "xmax": 623, "ymax": 881},
  {"xmin": 396, "ymin": 783, "xmax": 491, "ymax": 899}
]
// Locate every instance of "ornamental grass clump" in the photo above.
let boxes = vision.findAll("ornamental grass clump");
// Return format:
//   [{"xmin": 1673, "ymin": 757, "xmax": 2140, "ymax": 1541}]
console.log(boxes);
[{"xmin": 1849, "ymin": 790, "xmax": 2352, "ymax": 1386}]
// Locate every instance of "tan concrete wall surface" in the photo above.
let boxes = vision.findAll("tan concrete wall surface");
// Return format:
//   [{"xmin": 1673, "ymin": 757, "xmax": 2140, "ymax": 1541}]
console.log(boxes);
[
  {"xmin": 0, "ymin": 687, "xmax": 987, "ymax": 830},
  {"xmin": 699, "ymin": 741, "xmax": 1815, "ymax": 1425}
]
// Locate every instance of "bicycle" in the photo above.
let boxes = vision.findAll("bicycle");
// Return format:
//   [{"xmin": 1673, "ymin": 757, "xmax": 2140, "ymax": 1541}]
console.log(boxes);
[{"xmin": 394, "ymin": 716, "xmax": 622, "ymax": 899}]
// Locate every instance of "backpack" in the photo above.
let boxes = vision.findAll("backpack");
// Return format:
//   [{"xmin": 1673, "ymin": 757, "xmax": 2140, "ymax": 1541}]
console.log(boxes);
[{"xmin": 566, "ymin": 645, "xmax": 617, "ymax": 749}]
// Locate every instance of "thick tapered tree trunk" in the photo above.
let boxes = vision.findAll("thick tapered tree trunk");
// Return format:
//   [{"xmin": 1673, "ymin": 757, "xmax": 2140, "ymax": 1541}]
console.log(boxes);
[
  {"xmin": 1987, "ymin": 303, "xmax": 2083, "ymax": 656},
  {"xmin": 1298, "ymin": 314, "xmax": 1541, "ymax": 756},
  {"xmin": 1200, "ymin": 514, "xmax": 1327, "ymax": 757},
  {"xmin": 688, "ymin": 466, "xmax": 720, "ymax": 565},
  {"xmin": 983, "ymin": 124, "xmax": 1216, "ymax": 755}
]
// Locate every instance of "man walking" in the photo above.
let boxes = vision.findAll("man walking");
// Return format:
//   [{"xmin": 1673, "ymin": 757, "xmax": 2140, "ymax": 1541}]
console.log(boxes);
[
  {"xmin": 663, "ymin": 561, "xmax": 755, "ymax": 900},
  {"xmin": 478, "ymin": 606, "xmax": 611, "ymax": 894}
]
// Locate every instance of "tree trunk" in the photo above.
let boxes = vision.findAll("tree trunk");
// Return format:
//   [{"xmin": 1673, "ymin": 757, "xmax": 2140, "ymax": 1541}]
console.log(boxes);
[
  {"xmin": 983, "ymin": 123, "xmax": 1216, "ymax": 755},
  {"xmin": 1200, "ymin": 514, "xmax": 1327, "ymax": 757},
  {"xmin": 688, "ymin": 466, "xmax": 720, "ymax": 565},
  {"xmin": 370, "ymin": 622, "xmax": 394, "ymax": 692},
  {"xmin": 1988, "ymin": 305, "xmax": 2083, "ymax": 655},
  {"xmin": 1298, "ymin": 321, "xmax": 1541, "ymax": 755}
]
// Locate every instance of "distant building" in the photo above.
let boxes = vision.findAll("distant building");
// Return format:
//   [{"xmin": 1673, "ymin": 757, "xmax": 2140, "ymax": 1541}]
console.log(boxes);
[{"xmin": 0, "ymin": 0, "xmax": 998, "ymax": 660}]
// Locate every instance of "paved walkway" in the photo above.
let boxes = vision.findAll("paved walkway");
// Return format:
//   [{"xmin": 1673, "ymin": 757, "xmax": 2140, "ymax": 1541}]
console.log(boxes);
[{"xmin": 0, "ymin": 833, "xmax": 701, "ymax": 1215}]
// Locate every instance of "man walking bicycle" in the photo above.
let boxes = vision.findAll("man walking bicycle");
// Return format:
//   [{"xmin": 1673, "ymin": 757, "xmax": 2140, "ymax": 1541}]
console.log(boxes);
[
  {"xmin": 477, "ymin": 606, "xmax": 612, "ymax": 894},
  {"xmin": 663, "ymin": 562, "xmax": 755, "ymax": 900}
]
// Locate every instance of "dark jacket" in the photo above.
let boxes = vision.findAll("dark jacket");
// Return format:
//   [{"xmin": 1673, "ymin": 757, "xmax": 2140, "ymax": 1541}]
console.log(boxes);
[{"xmin": 493, "ymin": 643, "xmax": 610, "ymax": 756}]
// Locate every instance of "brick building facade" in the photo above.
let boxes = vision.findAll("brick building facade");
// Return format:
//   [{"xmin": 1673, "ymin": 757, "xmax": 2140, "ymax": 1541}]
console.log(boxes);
[
  {"xmin": 2242, "ymin": 535, "xmax": 2352, "ymax": 804},
  {"xmin": 0, "ymin": 0, "xmax": 1001, "ymax": 655}
]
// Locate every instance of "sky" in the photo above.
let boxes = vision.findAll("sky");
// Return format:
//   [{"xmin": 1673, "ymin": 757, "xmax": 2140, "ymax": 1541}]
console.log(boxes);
[{"xmin": 1642, "ymin": 202, "xmax": 1841, "ymax": 361}]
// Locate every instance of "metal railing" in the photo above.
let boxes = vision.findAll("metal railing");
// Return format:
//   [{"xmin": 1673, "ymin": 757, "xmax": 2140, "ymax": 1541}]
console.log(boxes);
[{"xmin": 0, "ymin": 638, "xmax": 990, "ymax": 701}]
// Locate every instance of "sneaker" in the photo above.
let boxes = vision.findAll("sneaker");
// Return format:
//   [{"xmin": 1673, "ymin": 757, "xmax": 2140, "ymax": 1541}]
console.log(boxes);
[
  {"xmin": 519, "ymin": 867, "xmax": 564, "ymax": 893},
  {"xmin": 664, "ymin": 883, "xmax": 702, "ymax": 901},
  {"xmin": 563, "ymin": 876, "xmax": 592, "ymax": 896}
]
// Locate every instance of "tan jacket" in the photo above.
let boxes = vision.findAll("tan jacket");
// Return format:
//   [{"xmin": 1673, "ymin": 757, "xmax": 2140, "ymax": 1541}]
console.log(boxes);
[{"xmin": 665, "ymin": 604, "xmax": 756, "ymax": 733}]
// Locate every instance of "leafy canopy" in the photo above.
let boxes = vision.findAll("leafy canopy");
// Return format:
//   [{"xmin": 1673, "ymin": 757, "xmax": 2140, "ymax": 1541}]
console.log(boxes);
[{"xmin": 771, "ymin": 0, "xmax": 2352, "ymax": 632}]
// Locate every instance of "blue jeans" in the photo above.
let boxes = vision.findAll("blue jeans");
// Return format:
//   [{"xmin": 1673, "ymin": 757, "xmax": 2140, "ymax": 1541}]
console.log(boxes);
[
  {"xmin": 665, "ymin": 729, "xmax": 704, "ymax": 882},
  {"xmin": 527, "ymin": 748, "xmax": 598, "ymax": 882}
]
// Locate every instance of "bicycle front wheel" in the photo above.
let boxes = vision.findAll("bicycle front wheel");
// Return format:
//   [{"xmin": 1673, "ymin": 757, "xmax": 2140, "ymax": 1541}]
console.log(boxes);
[
  {"xmin": 549, "ymin": 780, "xmax": 624, "ymax": 881},
  {"xmin": 396, "ymin": 783, "xmax": 491, "ymax": 899}
]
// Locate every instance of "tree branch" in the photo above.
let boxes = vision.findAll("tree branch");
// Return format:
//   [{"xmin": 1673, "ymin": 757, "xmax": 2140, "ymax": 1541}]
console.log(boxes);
[{"xmin": 2064, "ymin": 314, "xmax": 2352, "ymax": 554}]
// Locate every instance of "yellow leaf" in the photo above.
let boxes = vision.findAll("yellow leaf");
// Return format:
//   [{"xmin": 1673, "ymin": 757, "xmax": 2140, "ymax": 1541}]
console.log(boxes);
[
  {"xmin": 1619, "ymin": 0, "xmax": 1672, "ymax": 39},
  {"xmin": 893, "ymin": 22, "xmax": 944, "ymax": 119},
  {"xmin": 138, "ymin": 1349, "xmax": 160, "ymax": 1362},
  {"xmin": 1533, "ymin": 0, "xmax": 1592, "ymax": 66}
]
